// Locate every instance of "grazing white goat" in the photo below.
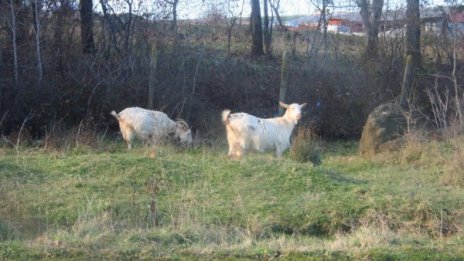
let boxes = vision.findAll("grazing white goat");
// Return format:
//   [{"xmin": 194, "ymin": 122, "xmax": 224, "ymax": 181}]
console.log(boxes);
[
  {"xmin": 111, "ymin": 107, "xmax": 192, "ymax": 149},
  {"xmin": 222, "ymin": 102, "xmax": 306, "ymax": 158}
]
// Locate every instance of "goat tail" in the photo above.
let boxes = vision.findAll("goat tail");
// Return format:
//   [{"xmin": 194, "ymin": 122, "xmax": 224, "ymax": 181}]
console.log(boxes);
[
  {"xmin": 111, "ymin": 110, "xmax": 121, "ymax": 120},
  {"xmin": 221, "ymin": 110, "xmax": 231, "ymax": 124}
]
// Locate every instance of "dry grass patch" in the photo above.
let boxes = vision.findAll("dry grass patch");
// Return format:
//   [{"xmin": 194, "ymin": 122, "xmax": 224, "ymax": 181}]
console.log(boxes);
[
  {"xmin": 442, "ymin": 143, "xmax": 464, "ymax": 187},
  {"xmin": 289, "ymin": 127, "xmax": 322, "ymax": 166}
]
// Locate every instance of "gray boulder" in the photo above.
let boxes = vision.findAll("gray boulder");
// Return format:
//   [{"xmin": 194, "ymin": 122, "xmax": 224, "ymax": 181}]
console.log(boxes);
[{"xmin": 359, "ymin": 102, "xmax": 407, "ymax": 156}]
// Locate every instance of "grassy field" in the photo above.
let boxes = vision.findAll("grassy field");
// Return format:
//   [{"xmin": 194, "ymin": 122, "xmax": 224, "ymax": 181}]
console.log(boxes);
[{"xmin": 1, "ymin": 136, "xmax": 464, "ymax": 260}]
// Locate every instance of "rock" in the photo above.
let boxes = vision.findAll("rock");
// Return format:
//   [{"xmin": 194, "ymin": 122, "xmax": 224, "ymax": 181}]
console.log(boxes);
[{"xmin": 359, "ymin": 102, "xmax": 407, "ymax": 155}]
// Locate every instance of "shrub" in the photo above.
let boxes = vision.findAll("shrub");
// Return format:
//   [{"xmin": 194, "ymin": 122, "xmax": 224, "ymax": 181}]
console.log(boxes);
[{"xmin": 289, "ymin": 127, "xmax": 322, "ymax": 166}]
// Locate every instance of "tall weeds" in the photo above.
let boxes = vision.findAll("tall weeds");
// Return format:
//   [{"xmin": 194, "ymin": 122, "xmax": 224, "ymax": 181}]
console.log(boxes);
[{"xmin": 289, "ymin": 127, "xmax": 322, "ymax": 165}]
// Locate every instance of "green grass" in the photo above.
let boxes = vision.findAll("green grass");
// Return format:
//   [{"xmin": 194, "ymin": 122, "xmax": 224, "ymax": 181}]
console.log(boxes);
[{"xmin": 0, "ymin": 140, "xmax": 464, "ymax": 260}]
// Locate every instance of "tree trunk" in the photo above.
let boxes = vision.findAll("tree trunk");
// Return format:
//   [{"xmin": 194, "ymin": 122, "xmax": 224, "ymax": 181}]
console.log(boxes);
[
  {"xmin": 0, "ymin": 47, "xmax": 2, "ymax": 114},
  {"xmin": 320, "ymin": 0, "xmax": 329, "ymax": 52},
  {"xmin": 291, "ymin": 31, "xmax": 297, "ymax": 57},
  {"xmin": 405, "ymin": 0, "xmax": 421, "ymax": 69},
  {"xmin": 165, "ymin": 0, "xmax": 179, "ymax": 45},
  {"xmin": 227, "ymin": 17, "xmax": 238, "ymax": 56},
  {"xmin": 79, "ymin": 0, "xmax": 95, "ymax": 53},
  {"xmin": 171, "ymin": 0, "xmax": 178, "ymax": 34},
  {"xmin": 357, "ymin": 0, "xmax": 384, "ymax": 60},
  {"xmin": 32, "ymin": 0, "xmax": 43, "ymax": 84},
  {"xmin": 451, "ymin": 40, "xmax": 463, "ymax": 124},
  {"xmin": 148, "ymin": 44, "xmax": 158, "ymax": 109},
  {"xmin": 9, "ymin": 0, "xmax": 19, "ymax": 85},
  {"xmin": 123, "ymin": 0, "xmax": 133, "ymax": 54},
  {"xmin": 263, "ymin": 0, "xmax": 271, "ymax": 55},
  {"xmin": 278, "ymin": 50, "xmax": 289, "ymax": 115},
  {"xmin": 99, "ymin": 0, "xmax": 120, "ymax": 54},
  {"xmin": 402, "ymin": 0, "xmax": 422, "ymax": 106},
  {"xmin": 400, "ymin": 55, "xmax": 413, "ymax": 107},
  {"xmin": 53, "ymin": 2, "xmax": 66, "ymax": 73},
  {"xmin": 250, "ymin": 0, "xmax": 264, "ymax": 56}
]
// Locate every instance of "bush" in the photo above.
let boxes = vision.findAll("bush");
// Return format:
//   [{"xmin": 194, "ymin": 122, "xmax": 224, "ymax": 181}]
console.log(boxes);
[{"xmin": 289, "ymin": 127, "xmax": 322, "ymax": 165}]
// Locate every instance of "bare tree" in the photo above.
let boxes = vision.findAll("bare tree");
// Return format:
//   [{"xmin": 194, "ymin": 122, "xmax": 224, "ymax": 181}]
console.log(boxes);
[
  {"xmin": 99, "ymin": 0, "xmax": 136, "ymax": 56},
  {"xmin": 451, "ymin": 34, "xmax": 463, "ymax": 124},
  {"xmin": 99, "ymin": 0, "xmax": 124, "ymax": 54},
  {"xmin": 405, "ymin": 0, "xmax": 421, "ymax": 69},
  {"xmin": 250, "ymin": 0, "xmax": 264, "ymax": 56},
  {"xmin": 308, "ymin": 0, "xmax": 331, "ymax": 60},
  {"xmin": 0, "ymin": 47, "xmax": 2, "ymax": 114},
  {"xmin": 123, "ymin": 0, "xmax": 134, "ymax": 53},
  {"xmin": 225, "ymin": 0, "xmax": 245, "ymax": 56},
  {"xmin": 355, "ymin": 0, "xmax": 384, "ymax": 59},
  {"xmin": 32, "ymin": 0, "xmax": 43, "ymax": 84},
  {"xmin": 8, "ymin": 0, "xmax": 19, "ymax": 85},
  {"xmin": 269, "ymin": 0, "xmax": 284, "ymax": 29},
  {"xmin": 79, "ymin": 0, "xmax": 96, "ymax": 53},
  {"xmin": 148, "ymin": 44, "xmax": 158, "ymax": 109},
  {"xmin": 401, "ymin": 0, "xmax": 422, "ymax": 107},
  {"xmin": 52, "ymin": 0, "xmax": 70, "ymax": 73},
  {"xmin": 165, "ymin": 0, "xmax": 179, "ymax": 34},
  {"xmin": 263, "ymin": 0, "xmax": 273, "ymax": 55},
  {"xmin": 203, "ymin": 0, "xmax": 245, "ymax": 56}
]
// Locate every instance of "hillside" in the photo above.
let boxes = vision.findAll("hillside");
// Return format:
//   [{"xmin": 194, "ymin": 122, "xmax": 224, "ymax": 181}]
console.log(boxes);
[{"xmin": 1, "ymin": 137, "xmax": 464, "ymax": 260}]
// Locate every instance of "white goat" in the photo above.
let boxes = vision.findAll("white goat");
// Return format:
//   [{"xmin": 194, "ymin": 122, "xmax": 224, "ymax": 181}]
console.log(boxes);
[
  {"xmin": 111, "ymin": 107, "xmax": 192, "ymax": 149},
  {"xmin": 222, "ymin": 102, "xmax": 306, "ymax": 158}
]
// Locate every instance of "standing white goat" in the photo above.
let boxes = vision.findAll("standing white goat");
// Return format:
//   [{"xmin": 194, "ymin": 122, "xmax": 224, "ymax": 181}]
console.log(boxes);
[
  {"xmin": 222, "ymin": 102, "xmax": 306, "ymax": 158},
  {"xmin": 111, "ymin": 107, "xmax": 192, "ymax": 149}
]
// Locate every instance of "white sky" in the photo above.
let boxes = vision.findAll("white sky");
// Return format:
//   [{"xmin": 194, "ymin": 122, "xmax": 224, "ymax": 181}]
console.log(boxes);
[
  {"xmin": 176, "ymin": 0, "xmax": 313, "ymax": 19},
  {"xmin": 101, "ymin": 0, "xmax": 451, "ymax": 19},
  {"xmin": 175, "ymin": 0, "xmax": 449, "ymax": 19}
]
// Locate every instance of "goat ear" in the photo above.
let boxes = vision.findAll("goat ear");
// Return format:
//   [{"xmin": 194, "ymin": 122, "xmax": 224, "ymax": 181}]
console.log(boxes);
[
  {"xmin": 300, "ymin": 103, "xmax": 307, "ymax": 108},
  {"xmin": 279, "ymin": 101, "xmax": 289, "ymax": 109}
]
